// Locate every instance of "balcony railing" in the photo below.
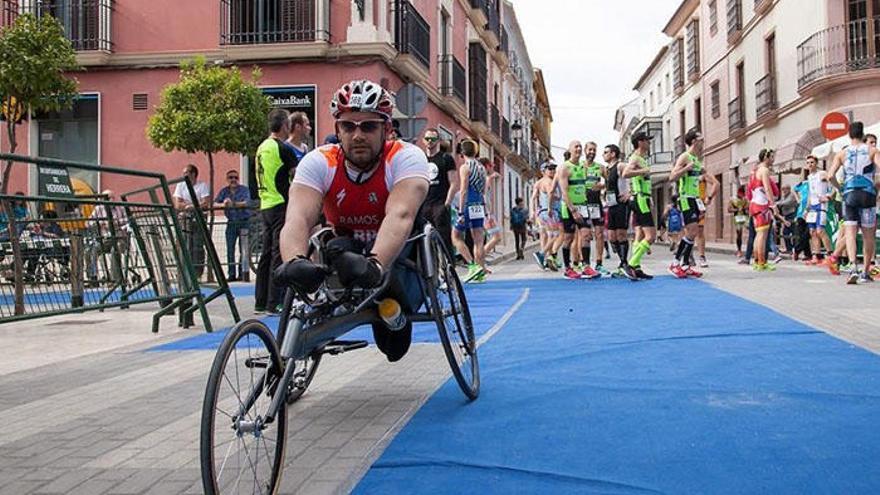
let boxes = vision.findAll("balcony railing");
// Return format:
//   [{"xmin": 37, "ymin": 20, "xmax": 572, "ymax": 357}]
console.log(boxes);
[
  {"xmin": 439, "ymin": 55, "xmax": 466, "ymax": 104},
  {"xmin": 502, "ymin": 116, "xmax": 510, "ymax": 147},
  {"xmin": 649, "ymin": 151, "xmax": 675, "ymax": 166},
  {"xmin": 491, "ymin": 104, "xmax": 500, "ymax": 137},
  {"xmin": 755, "ymin": 73, "xmax": 777, "ymax": 118},
  {"xmin": 797, "ymin": 16, "xmax": 880, "ymax": 91},
  {"xmin": 220, "ymin": 0, "xmax": 329, "ymax": 45},
  {"xmin": 10, "ymin": 0, "xmax": 114, "ymax": 51},
  {"xmin": 727, "ymin": 0, "xmax": 742, "ymax": 42},
  {"xmin": 469, "ymin": 42, "xmax": 488, "ymax": 124},
  {"xmin": 673, "ymin": 135, "xmax": 685, "ymax": 157},
  {"xmin": 394, "ymin": 0, "xmax": 430, "ymax": 69},
  {"xmin": 728, "ymin": 97, "xmax": 745, "ymax": 132}
]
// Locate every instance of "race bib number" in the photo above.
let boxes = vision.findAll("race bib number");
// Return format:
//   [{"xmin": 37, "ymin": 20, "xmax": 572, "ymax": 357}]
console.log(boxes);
[
  {"xmin": 588, "ymin": 206, "xmax": 602, "ymax": 220},
  {"xmin": 696, "ymin": 199, "xmax": 706, "ymax": 212},
  {"xmin": 734, "ymin": 214, "xmax": 748, "ymax": 224},
  {"xmin": 806, "ymin": 211, "xmax": 818, "ymax": 223},
  {"xmin": 606, "ymin": 193, "xmax": 617, "ymax": 207},
  {"xmin": 575, "ymin": 205, "xmax": 590, "ymax": 218},
  {"xmin": 467, "ymin": 204, "xmax": 485, "ymax": 220}
]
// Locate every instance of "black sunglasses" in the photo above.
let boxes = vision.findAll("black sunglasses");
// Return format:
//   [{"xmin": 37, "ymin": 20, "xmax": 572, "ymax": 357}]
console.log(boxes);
[
  {"xmin": 336, "ymin": 119, "xmax": 385, "ymax": 134},
  {"xmin": 228, "ymin": 175, "xmax": 239, "ymax": 180}
]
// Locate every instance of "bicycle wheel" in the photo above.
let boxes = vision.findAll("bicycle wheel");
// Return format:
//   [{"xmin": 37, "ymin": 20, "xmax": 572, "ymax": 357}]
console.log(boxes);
[
  {"xmin": 248, "ymin": 216, "xmax": 263, "ymax": 275},
  {"xmin": 286, "ymin": 351, "xmax": 322, "ymax": 404},
  {"xmin": 201, "ymin": 320, "xmax": 286, "ymax": 495},
  {"xmin": 425, "ymin": 229, "xmax": 480, "ymax": 400}
]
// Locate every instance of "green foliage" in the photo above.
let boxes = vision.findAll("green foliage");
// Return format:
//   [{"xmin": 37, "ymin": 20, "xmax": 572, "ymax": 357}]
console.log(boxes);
[
  {"xmin": 147, "ymin": 57, "xmax": 271, "ymax": 157},
  {"xmin": 0, "ymin": 13, "xmax": 80, "ymax": 117}
]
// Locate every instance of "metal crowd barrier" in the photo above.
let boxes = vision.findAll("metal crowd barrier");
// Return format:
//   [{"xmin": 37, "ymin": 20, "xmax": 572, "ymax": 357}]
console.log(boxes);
[{"xmin": 0, "ymin": 153, "xmax": 239, "ymax": 332}]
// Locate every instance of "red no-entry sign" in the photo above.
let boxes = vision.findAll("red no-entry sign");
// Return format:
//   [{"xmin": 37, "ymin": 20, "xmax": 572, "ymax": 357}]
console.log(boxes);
[{"xmin": 821, "ymin": 112, "xmax": 850, "ymax": 140}]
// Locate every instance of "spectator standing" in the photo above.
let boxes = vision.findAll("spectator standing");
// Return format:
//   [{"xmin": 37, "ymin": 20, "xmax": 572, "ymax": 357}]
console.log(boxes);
[
  {"xmin": 422, "ymin": 128, "xmax": 459, "ymax": 252},
  {"xmin": 510, "ymin": 197, "xmax": 529, "ymax": 260},
  {"xmin": 791, "ymin": 169, "xmax": 813, "ymax": 261},
  {"xmin": 661, "ymin": 196, "xmax": 684, "ymax": 252},
  {"xmin": 254, "ymin": 109, "xmax": 298, "ymax": 314},
  {"xmin": 213, "ymin": 170, "xmax": 252, "ymax": 281},
  {"xmin": 173, "ymin": 164, "xmax": 211, "ymax": 277},
  {"xmin": 776, "ymin": 184, "xmax": 798, "ymax": 255},
  {"xmin": 285, "ymin": 111, "xmax": 312, "ymax": 161}
]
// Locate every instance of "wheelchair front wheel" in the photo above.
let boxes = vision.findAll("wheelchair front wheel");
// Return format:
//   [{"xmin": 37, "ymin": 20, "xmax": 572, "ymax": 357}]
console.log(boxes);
[{"xmin": 425, "ymin": 229, "xmax": 480, "ymax": 400}]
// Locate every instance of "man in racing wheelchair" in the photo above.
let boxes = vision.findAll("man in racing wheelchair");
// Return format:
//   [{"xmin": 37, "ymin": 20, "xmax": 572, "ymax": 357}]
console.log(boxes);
[{"xmin": 277, "ymin": 79, "xmax": 430, "ymax": 362}]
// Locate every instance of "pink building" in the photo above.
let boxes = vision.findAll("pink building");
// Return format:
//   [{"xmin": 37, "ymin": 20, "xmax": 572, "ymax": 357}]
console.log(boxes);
[{"xmin": 1, "ymin": 0, "xmax": 550, "ymax": 209}]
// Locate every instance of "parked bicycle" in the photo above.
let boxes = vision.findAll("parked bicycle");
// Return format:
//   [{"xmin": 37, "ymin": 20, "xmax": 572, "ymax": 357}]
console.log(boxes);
[{"xmin": 199, "ymin": 222, "xmax": 478, "ymax": 494}]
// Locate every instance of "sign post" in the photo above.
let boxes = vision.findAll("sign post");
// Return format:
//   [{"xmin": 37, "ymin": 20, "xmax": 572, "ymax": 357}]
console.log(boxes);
[{"xmin": 821, "ymin": 112, "xmax": 850, "ymax": 141}]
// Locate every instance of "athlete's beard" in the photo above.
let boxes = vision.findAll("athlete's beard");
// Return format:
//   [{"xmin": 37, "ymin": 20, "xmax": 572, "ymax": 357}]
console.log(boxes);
[{"xmin": 340, "ymin": 138, "xmax": 385, "ymax": 172}]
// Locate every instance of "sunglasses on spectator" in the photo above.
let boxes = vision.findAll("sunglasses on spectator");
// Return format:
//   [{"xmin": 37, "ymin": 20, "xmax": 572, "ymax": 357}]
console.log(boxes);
[
  {"xmin": 424, "ymin": 136, "xmax": 439, "ymax": 143},
  {"xmin": 228, "ymin": 175, "xmax": 239, "ymax": 180},
  {"xmin": 336, "ymin": 119, "xmax": 385, "ymax": 134}
]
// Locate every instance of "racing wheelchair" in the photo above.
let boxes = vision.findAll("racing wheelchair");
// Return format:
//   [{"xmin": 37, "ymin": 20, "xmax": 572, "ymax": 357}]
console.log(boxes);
[{"xmin": 199, "ymin": 222, "xmax": 478, "ymax": 494}]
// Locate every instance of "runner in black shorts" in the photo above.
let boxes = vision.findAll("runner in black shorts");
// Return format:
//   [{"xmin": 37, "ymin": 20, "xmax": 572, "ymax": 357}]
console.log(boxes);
[
  {"xmin": 603, "ymin": 144, "xmax": 636, "ymax": 280},
  {"xmin": 622, "ymin": 132, "xmax": 656, "ymax": 280}
]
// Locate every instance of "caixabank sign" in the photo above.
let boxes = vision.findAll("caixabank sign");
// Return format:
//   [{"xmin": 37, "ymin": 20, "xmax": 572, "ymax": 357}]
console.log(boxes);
[{"xmin": 262, "ymin": 85, "xmax": 317, "ymax": 148}]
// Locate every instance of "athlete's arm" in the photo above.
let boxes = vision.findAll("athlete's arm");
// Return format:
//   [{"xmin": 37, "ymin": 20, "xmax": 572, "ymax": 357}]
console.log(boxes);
[
  {"xmin": 372, "ymin": 177, "xmax": 429, "ymax": 268},
  {"xmin": 457, "ymin": 161, "xmax": 469, "ymax": 214},
  {"xmin": 622, "ymin": 158, "xmax": 641, "ymax": 178},
  {"xmin": 444, "ymin": 155, "xmax": 459, "ymax": 208},
  {"xmin": 704, "ymin": 173, "xmax": 720, "ymax": 206},
  {"xmin": 529, "ymin": 183, "xmax": 540, "ymax": 220},
  {"xmin": 668, "ymin": 153, "xmax": 690, "ymax": 181},
  {"xmin": 558, "ymin": 166, "xmax": 577, "ymax": 218},
  {"xmin": 279, "ymin": 184, "xmax": 324, "ymax": 262},
  {"xmin": 828, "ymin": 151, "xmax": 844, "ymax": 190},
  {"xmin": 759, "ymin": 168, "xmax": 776, "ymax": 206}
]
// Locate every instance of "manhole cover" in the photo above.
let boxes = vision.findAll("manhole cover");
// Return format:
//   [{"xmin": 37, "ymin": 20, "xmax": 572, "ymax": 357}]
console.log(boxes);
[{"xmin": 46, "ymin": 319, "xmax": 110, "ymax": 326}]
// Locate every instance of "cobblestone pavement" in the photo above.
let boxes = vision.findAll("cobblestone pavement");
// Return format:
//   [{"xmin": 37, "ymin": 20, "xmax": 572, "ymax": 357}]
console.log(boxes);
[{"xmin": 1, "ymin": 250, "xmax": 877, "ymax": 494}]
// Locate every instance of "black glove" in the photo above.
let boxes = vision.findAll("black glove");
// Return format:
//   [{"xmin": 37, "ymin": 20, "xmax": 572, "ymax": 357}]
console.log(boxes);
[
  {"xmin": 333, "ymin": 252, "xmax": 383, "ymax": 288},
  {"xmin": 274, "ymin": 257, "xmax": 328, "ymax": 294}
]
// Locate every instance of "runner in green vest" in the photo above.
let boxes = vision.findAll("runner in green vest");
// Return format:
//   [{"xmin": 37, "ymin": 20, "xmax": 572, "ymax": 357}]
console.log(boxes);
[
  {"xmin": 582, "ymin": 141, "xmax": 609, "ymax": 275},
  {"xmin": 622, "ymin": 132, "xmax": 656, "ymax": 280},
  {"xmin": 558, "ymin": 140, "xmax": 600, "ymax": 279},
  {"xmin": 668, "ymin": 130, "xmax": 719, "ymax": 278}
]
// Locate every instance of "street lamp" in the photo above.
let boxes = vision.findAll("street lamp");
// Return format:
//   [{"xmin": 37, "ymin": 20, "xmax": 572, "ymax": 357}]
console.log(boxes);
[{"xmin": 511, "ymin": 120, "xmax": 523, "ymax": 154}]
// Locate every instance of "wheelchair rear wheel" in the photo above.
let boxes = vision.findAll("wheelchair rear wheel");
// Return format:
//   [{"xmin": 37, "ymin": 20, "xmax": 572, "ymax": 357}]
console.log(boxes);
[{"xmin": 425, "ymin": 228, "xmax": 480, "ymax": 400}]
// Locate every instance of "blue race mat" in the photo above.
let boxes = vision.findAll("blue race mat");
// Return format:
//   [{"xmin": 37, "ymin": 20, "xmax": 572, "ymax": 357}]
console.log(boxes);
[
  {"xmin": 147, "ymin": 284, "xmax": 524, "ymax": 352},
  {"xmin": 355, "ymin": 277, "xmax": 880, "ymax": 494}
]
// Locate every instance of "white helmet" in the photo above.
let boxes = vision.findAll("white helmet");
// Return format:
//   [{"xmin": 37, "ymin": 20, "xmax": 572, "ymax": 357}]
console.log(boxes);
[{"xmin": 330, "ymin": 79, "xmax": 395, "ymax": 120}]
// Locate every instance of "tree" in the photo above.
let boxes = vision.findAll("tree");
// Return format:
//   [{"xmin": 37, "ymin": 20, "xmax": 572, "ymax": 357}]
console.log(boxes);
[
  {"xmin": 147, "ymin": 57, "xmax": 271, "ymax": 213},
  {"xmin": 0, "ymin": 13, "xmax": 80, "ymax": 315}
]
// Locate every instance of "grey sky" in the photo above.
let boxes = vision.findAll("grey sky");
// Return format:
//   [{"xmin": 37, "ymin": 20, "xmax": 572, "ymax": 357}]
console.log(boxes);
[{"xmin": 512, "ymin": 0, "xmax": 682, "ymax": 161}]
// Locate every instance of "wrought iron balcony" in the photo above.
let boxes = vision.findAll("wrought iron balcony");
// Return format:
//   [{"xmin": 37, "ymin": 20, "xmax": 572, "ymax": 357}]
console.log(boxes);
[
  {"xmin": 501, "ymin": 116, "xmax": 510, "ymax": 147},
  {"xmin": 797, "ymin": 16, "xmax": 880, "ymax": 91},
  {"xmin": 220, "ymin": 0, "xmax": 329, "ymax": 45},
  {"xmin": 393, "ymin": 0, "xmax": 430, "ymax": 69},
  {"xmin": 727, "ymin": 0, "xmax": 742, "ymax": 43},
  {"xmin": 728, "ymin": 97, "xmax": 745, "ymax": 133},
  {"xmin": 439, "ymin": 55, "xmax": 466, "ymax": 104},
  {"xmin": 755, "ymin": 74, "xmax": 778, "ymax": 118},
  {"xmin": 9, "ymin": 0, "xmax": 114, "ymax": 51}
]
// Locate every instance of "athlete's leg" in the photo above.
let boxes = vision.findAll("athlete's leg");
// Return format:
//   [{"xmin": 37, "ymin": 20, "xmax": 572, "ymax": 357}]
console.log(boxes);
[
  {"xmin": 580, "ymin": 226, "xmax": 593, "ymax": 267},
  {"xmin": 471, "ymin": 228, "xmax": 486, "ymax": 269},
  {"xmin": 593, "ymin": 225, "xmax": 604, "ymax": 266},
  {"xmin": 452, "ymin": 227, "xmax": 473, "ymax": 264}
]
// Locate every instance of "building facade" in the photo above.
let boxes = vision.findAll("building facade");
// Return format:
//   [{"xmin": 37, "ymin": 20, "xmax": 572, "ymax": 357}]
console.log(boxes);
[
  {"xmin": 0, "ymin": 0, "xmax": 551, "ymax": 233},
  {"xmin": 618, "ymin": 0, "xmax": 880, "ymax": 243}
]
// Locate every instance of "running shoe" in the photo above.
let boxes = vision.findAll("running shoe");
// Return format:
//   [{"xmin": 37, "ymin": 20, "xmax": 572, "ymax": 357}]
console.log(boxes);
[
  {"xmin": 574, "ymin": 262, "xmax": 586, "ymax": 273},
  {"xmin": 533, "ymin": 252, "xmax": 545, "ymax": 269},
  {"xmin": 611, "ymin": 267, "xmax": 626, "ymax": 279},
  {"xmin": 752, "ymin": 263, "xmax": 766, "ymax": 272},
  {"xmin": 870, "ymin": 265, "xmax": 880, "ymax": 278},
  {"xmin": 804, "ymin": 257, "xmax": 818, "ymax": 266},
  {"xmin": 858, "ymin": 270, "xmax": 874, "ymax": 284},
  {"xmin": 771, "ymin": 254, "xmax": 783, "ymax": 264},
  {"xmin": 471, "ymin": 271, "xmax": 487, "ymax": 283},
  {"xmin": 622, "ymin": 264, "xmax": 640, "ymax": 281},
  {"xmin": 463, "ymin": 263, "xmax": 485, "ymax": 283},
  {"xmin": 827, "ymin": 256, "xmax": 840, "ymax": 276},
  {"xmin": 546, "ymin": 257, "xmax": 559, "ymax": 272},
  {"xmin": 764, "ymin": 262, "xmax": 777, "ymax": 272},
  {"xmin": 595, "ymin": 264, "xmax": 611, "ymax": 278},
  {"xmin": 737, "ymin": 257, "xmax": 749, "ymax": 265},
  {"xmin": 634, "ymin": 268, "xmax": 654, "ymax": 280},
  {"xmin": 564, "ymin": 267, "xmax": 580, "ymax": 280},
  {"xmin": 699, "ymin": 256, "xmax": 709, "ymax": 268},
  {"xmin": 581, "ymin": 266, "xmax": 601, "ymax": 279},
  {"xmin": 668, "ymin": 264, "xmax": 688, "ymax": 279},
  {"xmin": 684, "ymin": 267, "xmax": 704, "ymax": 278},
  {"xmin": 847, "ymin": 270, "xmax": 859, "ymax": 285}
]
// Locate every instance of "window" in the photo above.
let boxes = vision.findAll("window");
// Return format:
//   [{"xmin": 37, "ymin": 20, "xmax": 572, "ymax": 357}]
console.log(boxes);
[
  {"xmin": 650, "ymin": 91, "xmax": 655, "ymax": 112},
  {"xmin": 709, "ymin": 0, "xmax": 718, "ymax": 35},
  {"xmin": 665, "ymin": 73, "xmax": 671, "ymax": 95},
  {"xmin": 658, "ymin": 81, "xmax": 663, "ymax": 101},
  {"xmin": 686, "ymin": 19, "xmax": 701, "ymax": 79},
  {"xmin": 672, "ymin": 37, "xmax": 685, "ymax": 92},
  {"xmin": 710, "ymin": 81, "xmax": 720, "ymax": 118},
  {"xmin": 694, "ymin": 97, "xmax": 702, "ymax": 131},
  {"xmin": 37, "ymin": 94, "xmax": 100, "ymax": 190},
  {"xmin": 468, "ymin": 42, "xmax": 488, "ymax": 123}
]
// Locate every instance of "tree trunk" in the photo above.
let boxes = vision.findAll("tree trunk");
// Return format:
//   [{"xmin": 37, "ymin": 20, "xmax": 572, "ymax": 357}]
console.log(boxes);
[
  {"xmin": 3, "ymin": 120, "xmax": 25, "ymax": 316},
  {"xmin": 206, "ymin": 152, "xmax": 215, "ymax": 283}
]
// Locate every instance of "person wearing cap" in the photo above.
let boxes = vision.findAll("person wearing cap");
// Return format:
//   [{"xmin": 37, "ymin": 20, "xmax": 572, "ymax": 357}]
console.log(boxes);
[
  {"xmin": 531, "ymin": 160, "xmax": 563, "ymax": 270},
  {"xmin": 668, "ymin": 129, "xmax": 718, "ymax": 279},
  {"xmin": 622, "ymin": 132, "xmax": 656, "ymax": 280}
]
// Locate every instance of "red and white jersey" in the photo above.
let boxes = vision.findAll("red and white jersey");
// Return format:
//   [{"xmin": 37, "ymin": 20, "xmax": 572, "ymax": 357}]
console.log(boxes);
[{"xmin": 293, "ymin": 140, "xmax": 429, "ymax": 243}]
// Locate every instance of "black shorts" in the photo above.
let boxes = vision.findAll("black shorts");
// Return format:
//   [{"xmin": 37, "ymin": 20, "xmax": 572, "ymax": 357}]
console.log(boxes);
[
  {"xmin": 608, "ymin": 204, "xmax": 629, "ymax": 230},
  {"xmin": 680, "ymin": 197, "xmax": 703, "ymax": 225},
  {"xmin": 562, "ymin": 215, "xmax": 589, "ymax": 234},
  {"xmin": 587, "ymin": 204, "xmax": 604, "ymax": 228},
  {"xmin": 629, "ymin": 198, "xmax": 655, "ymax": 228}
]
